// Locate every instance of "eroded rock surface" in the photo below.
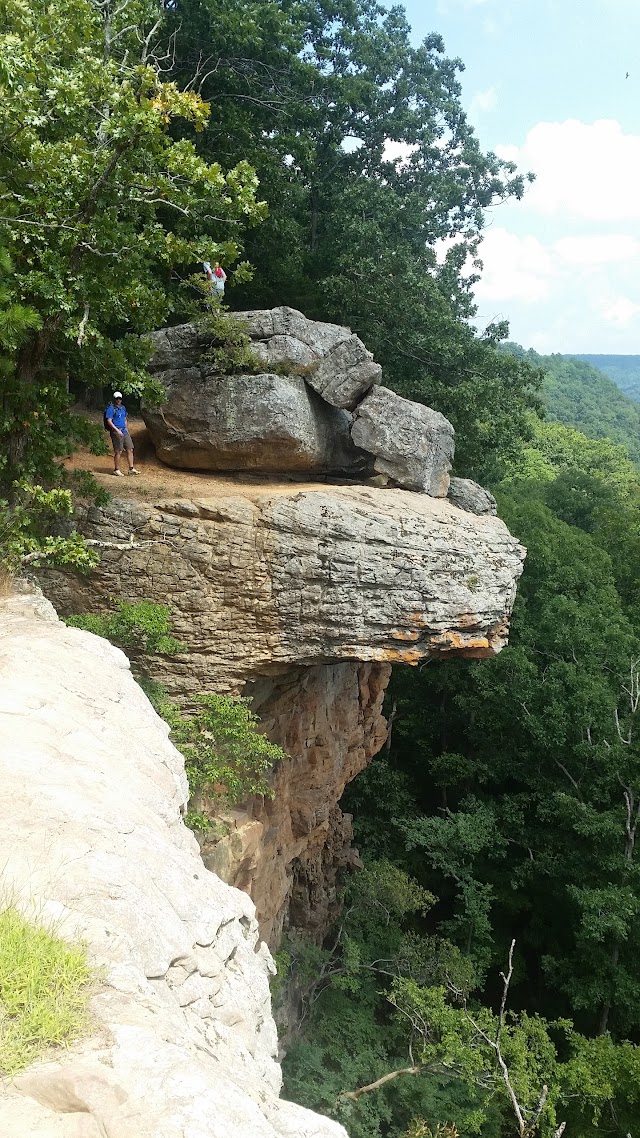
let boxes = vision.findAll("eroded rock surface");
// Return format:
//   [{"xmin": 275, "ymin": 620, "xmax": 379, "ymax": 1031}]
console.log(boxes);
[
  {"xmin": 351, "ymin": 385, "xmax": 455, "ymax": 494},
  {"xmin": 39, "ymin": 482, "xmax": 524, "ymax": 941},
  {"xmin": 0, "ymin": 589, "xmax": 347, "ymax": 1138},
  {"xmin": 143, "ymin": 307, "xmax": 386, "ymax": 472},
  {"xmin": 201, "ymin": 662, "xmax": 390, "ymax": 946},
  {"xmin": 237, "ymin": 306, "xmax": 382, "ymax": 409},
  {"xmin": 141, "ymin": 370, "xmax": 369, "ymax": 475},
  {"xmin": 41, "ymin": 484, "xmax": 525, "ymax": 696}
]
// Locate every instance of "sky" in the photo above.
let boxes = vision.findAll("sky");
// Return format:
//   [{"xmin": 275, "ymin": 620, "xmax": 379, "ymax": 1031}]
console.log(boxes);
[{"xmin": 395, "ymin": 0, "xmax": 640, "ymax": 354}]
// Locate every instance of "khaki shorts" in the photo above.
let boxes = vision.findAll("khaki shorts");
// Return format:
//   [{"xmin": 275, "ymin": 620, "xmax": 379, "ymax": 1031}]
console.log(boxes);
[{"xmin": 110, "ymin": 430, "xmax": 133, "ymax": 454}]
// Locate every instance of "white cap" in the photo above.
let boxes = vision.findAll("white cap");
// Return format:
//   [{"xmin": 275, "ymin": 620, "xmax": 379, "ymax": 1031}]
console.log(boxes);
[{"xmin": 113, "ymin": 391, "xmax": 123, "ymax": 399}]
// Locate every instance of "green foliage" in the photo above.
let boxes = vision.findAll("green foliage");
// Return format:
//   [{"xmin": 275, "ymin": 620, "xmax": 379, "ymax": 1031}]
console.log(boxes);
[
  {"xmin": 0, "ymin": 906, "xmax": 91, "ymax": 1075},
  {"xmin": 0, "ymin": 482, "xmax": 99, "ymax": 574},
  {"xmin": 282, "ymin": 862, "xmax": 489, "ymax": 1138},
  {"xmin": 287, "ymin": 417, "xmax": 640, "ymax": 1137},
  {"xmin": 193, "ymin": 282, "xmax": 264, "ymax": 374},
  {"xmin": 504, "ymin": 344, "xmax": 640, "ymax": 466},
  {"xmin": 66, "ymin": 600, "xmax": 186, "ymax": 656},
  {"xmin": 572, "ymin": 354, "xmax": 640, "ymax": 403},
  {"xmin": 151, "ymin": 687, "xmax": 283, "ymax": 807},
  {"xmin": 0, "ymin": 0, "xmax": 266, "ymax": 491},
  {"xmin": 170, "ymin": 0, "xmax": 542, "ymax": 480}
]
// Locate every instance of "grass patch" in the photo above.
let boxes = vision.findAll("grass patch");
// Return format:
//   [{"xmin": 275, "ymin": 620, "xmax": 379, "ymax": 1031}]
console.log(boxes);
[{"xmin": 0, "ymin": 907, "xmax": 91, "ymax": 1075}]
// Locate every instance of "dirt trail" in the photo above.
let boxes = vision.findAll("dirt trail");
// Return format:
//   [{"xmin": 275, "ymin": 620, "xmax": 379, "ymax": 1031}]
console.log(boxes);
[{"xmin": 65, "ymin": 415, "xmax": 361, "ymax": 503}]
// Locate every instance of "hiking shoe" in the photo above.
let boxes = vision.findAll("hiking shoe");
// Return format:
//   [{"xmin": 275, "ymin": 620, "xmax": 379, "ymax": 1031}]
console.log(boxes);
[
  {"xmin": 113, "ymin": 469, "xmax": 124, "ymax": 476},
  {"xmin": 128, "ymin": 468, "xmax": 140, "ymax": 476}
]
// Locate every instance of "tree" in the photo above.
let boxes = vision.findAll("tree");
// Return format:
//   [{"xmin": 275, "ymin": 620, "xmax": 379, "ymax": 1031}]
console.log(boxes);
[
  {"xmin": 170, "ymin": 0, "xmax": 542, "ymax": 478},
  {"xmin": 0, "ymin": 0, "xmax": 266, "ymax": 490},
  {"xmin": 376, "ymin": 450, "xmax": 640, "ymax": 1040}
]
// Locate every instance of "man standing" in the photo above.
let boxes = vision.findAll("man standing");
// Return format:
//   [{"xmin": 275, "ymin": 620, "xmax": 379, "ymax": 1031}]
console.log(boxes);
[{"xmin": 104, "ymin": 392, "xmax": 139, "ymax": 476}]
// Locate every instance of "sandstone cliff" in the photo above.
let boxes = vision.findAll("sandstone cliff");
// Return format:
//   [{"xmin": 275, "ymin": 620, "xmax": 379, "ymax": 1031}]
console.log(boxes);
[
  {"xmin": 38, "ymin": 306, "xmax": 526, "ymax": 946},
  {"xmin": 0, "ymin": 588, "xmax": 347, "ymax": 1138},
  {"xmin": 41, "ymin": 478, "xmax": 525, "ymax": 943}
]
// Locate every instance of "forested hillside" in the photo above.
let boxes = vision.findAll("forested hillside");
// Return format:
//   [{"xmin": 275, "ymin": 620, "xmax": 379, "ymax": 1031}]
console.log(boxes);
[
  {"xmin": 504, "ymin": 344, "xmax": 640, "ymax": 464},
  {"xmin": 283, "ymin": 418, "xmax": 640, "ymax": 1138},
  {"xmin": 572, "ymin": 356, "xmax": 640, "ymax": 402},
  {"xmin": 3, "ymin": 2, "xmax": 640, "ymax": 1138}
]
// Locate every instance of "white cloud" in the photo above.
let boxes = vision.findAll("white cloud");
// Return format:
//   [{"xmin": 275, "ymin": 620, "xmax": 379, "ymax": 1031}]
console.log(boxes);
[
  {"xmin": 382, "ymin": 140, "xmax": 417, "ymax": 165},
  {"xmin": 554, "ymin": 234, "xmax": 640, "ymax": 265},
  {"xmin": 601, "ymin": 296, "xmax": 640, "ymax": 326},
  {"xmin": 471, "ymin": 224, "xmax": 640, "ymax": 350},
  {"xmin": 468, "ymin": 86, "xmax": 498, "ymax": 119},
  {"xmin": 497, "ymin": 119, "xmax": 640, "ymax": 221},
  {"xmin": 474, "ymin": 228, "xmax": 554, "ymax": 303}
]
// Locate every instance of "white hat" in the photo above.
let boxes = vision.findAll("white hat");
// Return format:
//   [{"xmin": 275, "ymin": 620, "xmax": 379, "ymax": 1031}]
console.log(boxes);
[{"xmin": 113, "ymin": 391, "xmax": 123, "ymax": 399}]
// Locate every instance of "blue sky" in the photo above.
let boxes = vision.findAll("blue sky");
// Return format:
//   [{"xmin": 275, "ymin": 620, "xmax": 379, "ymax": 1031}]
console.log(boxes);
[{"xmin": 395, "ymin": 0, "xmax": 640, "ymax": 353}]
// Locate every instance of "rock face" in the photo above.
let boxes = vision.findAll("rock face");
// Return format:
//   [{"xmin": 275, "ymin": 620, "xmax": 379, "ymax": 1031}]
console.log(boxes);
[
  {"xmin": 141, "ymin": 370, "xmax": 369, "ymax": 475},
  {"xmin": 143, "ymin": 308, "xmax": 383, "ymax": 474},
  {"xmin": 351, "ymin": 385, "xmax": 455, "ymax": 494},
  {"xmin": 202, "ymin": 662, "xmax": 390, "ymax": 945},
  {"xmin": 448, "ymin": 476, "xmax": 498, "ymax": 516},
  {"xmin": 0, "ymin": 588, "xmax": 347, "ymax": 1138},
  {"xmin": 237, "ymin": 307, "xmax": 382, "ymax": 409},
  {"xmin": 42, "ymin": 485, "xmax": 525, "ymax": 693},
  {"xmin": 40, "ymin": 482, "xmax": 525, "ymax": 942},
  {"xmin": 145, "ymin": 311, "xmax": 459, "ymax": 491}
]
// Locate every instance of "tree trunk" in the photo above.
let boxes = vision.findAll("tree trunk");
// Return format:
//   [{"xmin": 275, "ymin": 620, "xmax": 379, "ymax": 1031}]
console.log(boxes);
[
  {"xmin": 597, "ymin": 942, "xmax": 620, "ymax": 1035},
  {"xmin": 310, "ymin": 188, "xmax": 319, "ymax": 252}
]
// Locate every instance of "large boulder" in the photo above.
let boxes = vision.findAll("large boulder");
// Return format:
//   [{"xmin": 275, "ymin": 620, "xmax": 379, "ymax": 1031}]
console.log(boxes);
[
  {"xmin": 350, "ymin": 385, "xmax": 455, "ymax": 494},
  {"xmin": 236, "ymin": 307, "xmax": 382, "ymax": 410},
  {"xmin": 448, "ymin": 477, "xmax": 497, "ymax": 516},
  {"xmin": 142, "ymin": 370, "xmax": 370, "ymax": 474}
]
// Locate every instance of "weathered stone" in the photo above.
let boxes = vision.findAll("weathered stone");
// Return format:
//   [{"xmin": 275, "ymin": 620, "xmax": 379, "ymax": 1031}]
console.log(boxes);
[
  {"xmin": 237, "ymin": 306, "xmax": 351, "ymax": 355},
  {"xmin": 38, "ymin": 482, "xmax": 524, "ymax": 945},
  {"xmin": 448, "ymin": 476, "xmax": 498, "ymax": 516},
  {"xmin": 351, "ymin": 385, "xmax": 455, "ymax": 494},
  {"xmin": 305, "ymin": 336, "xmax": 382, "ymax": 409},
  {"xmin": 146, "ymin": 323, "xmax": 213, "ymax": 371},
  {"xmin": 237, "ymin": 307, "xmax": 382, "ymax": 409},
  {"xmin": 0, "ymin": 589, "xmax": 348, "ymax": 1138},
  {"xmin": 40, "ymin": 484, "xmax": 525, "ymax": 695},
  {"xmin": 142, "ymin": 371, "xmax": 369, "ymax": 474},
  {"xmin": 250, "ymin": 335, "xmax": 318, "ymax": 371},
  {"xmin": 200, "ymin": 661, "xmax": 390, "ymax": 946}
]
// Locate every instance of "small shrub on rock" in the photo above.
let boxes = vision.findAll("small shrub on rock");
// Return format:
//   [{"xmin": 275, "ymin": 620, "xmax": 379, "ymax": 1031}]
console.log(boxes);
[
  {"xmin": 66, "ymin": 600, "xmax": 186, "ymax": 656},
  {"xmin": 144, "ymin": 682, "xmax": 282, "ymax": 815}
]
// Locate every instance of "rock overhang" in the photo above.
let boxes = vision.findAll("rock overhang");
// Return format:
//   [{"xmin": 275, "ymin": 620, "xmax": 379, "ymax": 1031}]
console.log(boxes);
[{"xmin": 39, "ymin": 483, "xmax": 525, "ymax": 697}]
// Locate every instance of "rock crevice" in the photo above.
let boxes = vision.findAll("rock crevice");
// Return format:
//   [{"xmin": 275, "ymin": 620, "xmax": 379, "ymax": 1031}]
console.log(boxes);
[{"xmin": 0, "ymin": 589, "xmax": 347, "ymax": 1138}]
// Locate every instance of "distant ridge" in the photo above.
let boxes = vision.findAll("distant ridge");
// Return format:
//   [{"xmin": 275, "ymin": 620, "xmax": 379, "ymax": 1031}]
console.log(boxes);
[
  {"xmin": 502, "ymin": 344, "xmax": 640, "ymax": 464},
  {"xmin": 569, "ymin": 355, "xmax": 640, "ymax": 402}
]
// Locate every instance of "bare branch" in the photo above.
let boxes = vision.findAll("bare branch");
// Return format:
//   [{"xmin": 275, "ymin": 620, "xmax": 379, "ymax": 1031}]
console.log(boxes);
[
  {"xmin": 20, "ymin": 535, "xmax": 160, "ymax": 567},
  {"xmin": 338, "ymin": 1065, "xmax": 425, "ymax": 1102},
  {"xmin": 76, "ymin": 302, "xmax": 90, "ymax": 347}
]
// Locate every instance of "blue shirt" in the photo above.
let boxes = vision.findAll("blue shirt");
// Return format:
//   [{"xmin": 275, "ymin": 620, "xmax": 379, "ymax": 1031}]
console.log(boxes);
[{"xmin": 106, "ymin": 403, "xmax": 128, "ymax": 432}]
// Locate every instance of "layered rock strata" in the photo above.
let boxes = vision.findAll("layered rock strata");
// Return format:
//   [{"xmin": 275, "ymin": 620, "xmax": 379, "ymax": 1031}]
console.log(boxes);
[
  {"xmin": 42, "ymin": 485, "xmax": 525, "ymax": 694},
  {"xmin": 40, "ymin": 483, "xmax": 525, "ymax": 941},
  {"xmin": 0, "ymin": 589, "xmax": 347, "ymax": 1138}
]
